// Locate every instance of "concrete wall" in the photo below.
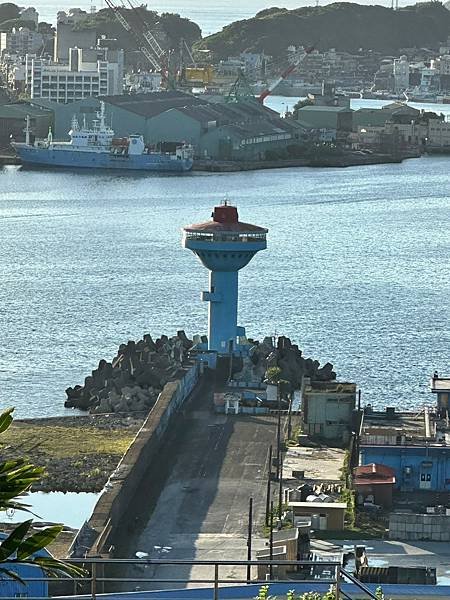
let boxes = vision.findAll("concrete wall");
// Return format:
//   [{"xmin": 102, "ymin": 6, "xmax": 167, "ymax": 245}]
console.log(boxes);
[
  {"xmin": 303, "ymin": 392, "xmax": 355, "ymax": 442},
  {"xmin": 75, "ymin": 361, "xmax": 200, "ymax": 556},
  {"xmin": 31, "ymin": 97, "xmax": 101, "ymax": 139},
  {"xmin": 389, "ymin": 512, "xmax": 450, "ymax": 541},
  {"xmin": 146, "ymin": 109, "xmax": 202, "ymax": 148},
  {"xmin": 289, "ymin": 502, "xmax": 346, "ymax": 530},
  {"xmin": 103, "ymin": 103, "xmax": 145, "ymax": 140}
]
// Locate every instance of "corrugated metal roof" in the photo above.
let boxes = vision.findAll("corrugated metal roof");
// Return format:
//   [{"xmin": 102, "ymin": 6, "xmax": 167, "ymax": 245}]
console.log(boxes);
[
  {"xmin": 299, "ymin": 105, "xmax": 353, "ymax": 113},
  {"xmin": 0, "ymin": 103, "xmax": 52, "ymax": 119},
  {"xmin": 101, "ymin": 90, "xmax": 204, "ymax": 118}
]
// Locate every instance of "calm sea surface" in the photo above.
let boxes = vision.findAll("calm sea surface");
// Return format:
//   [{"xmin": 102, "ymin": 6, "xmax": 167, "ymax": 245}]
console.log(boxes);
[{"xmin": 1, "ymin": 95, "xmax": 449, "ymax": 418}]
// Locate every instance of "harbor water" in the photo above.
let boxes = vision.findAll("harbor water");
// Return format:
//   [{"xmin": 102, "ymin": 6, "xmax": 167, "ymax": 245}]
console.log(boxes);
[
  {"xmin": 1, "ymin": 142, "xmax": 449, "ymax": 417},
  {"xmin": 0, "ymin": 492, "xmax": 100, "ymax": 529}
]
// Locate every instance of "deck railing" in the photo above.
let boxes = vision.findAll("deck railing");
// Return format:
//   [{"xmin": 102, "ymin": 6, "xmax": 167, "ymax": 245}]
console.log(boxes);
[{"xmin": 0, "ymin": 557, "xmax": 380, "ymax": 600}]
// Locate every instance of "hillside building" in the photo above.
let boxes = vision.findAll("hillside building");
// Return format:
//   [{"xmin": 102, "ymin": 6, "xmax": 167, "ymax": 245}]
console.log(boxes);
[
  {"xmin": 0, "ymin": 27, "xmax": 44, "ymax": 57},
  {"xmin": 393, "ymin": 55, "xmax": 409, "ymax": 92},
  {"xmin": 0, "ymin": 55, "xmax": 26, "ymax": 92},
  {"xmin": 54, "ymin": 10, "xmax": 96, "ymax": 63}
]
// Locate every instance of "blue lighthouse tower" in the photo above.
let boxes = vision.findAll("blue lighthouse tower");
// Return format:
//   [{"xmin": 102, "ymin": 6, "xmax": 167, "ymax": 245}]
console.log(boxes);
[{"xmin": 183, "ymin": 202, "xmax": 268, "ymax": 355}]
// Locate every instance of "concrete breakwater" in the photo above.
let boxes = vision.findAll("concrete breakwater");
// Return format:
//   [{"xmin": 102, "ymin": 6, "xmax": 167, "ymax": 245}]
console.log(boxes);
[
  {"xmin": 65, "ymin": 331, "xmax": 195, "ymax": 413},
  {"xmin": 71, "ymin": 360, "xmax": 201, "ymax": 557},
  {"xmin": 67, "ymin": 335, "xmax": 338, "ymax": 555}
]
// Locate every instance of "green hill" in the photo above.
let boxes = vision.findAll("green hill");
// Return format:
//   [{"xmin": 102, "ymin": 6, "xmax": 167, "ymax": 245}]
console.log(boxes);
[
  {"xmin": 76, "ymin": 7, "xmax": 201, "ymax": 53},
  {"xmin": 196, "ymin": 2, "xmax": 450, "ymax": 58}
]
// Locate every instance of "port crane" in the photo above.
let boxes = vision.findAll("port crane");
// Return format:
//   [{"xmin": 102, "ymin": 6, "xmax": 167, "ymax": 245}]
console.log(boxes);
[
  {"xmin": 227, "ymin": 46, "xmax": 314, "ymax": 103},
  {"xmin": 103, "ymin": 0, "xmax": 170, "ymax": 81},
  {"xmin": 257, "ymin": 46, "xmax": 315, "ymax": 103}
]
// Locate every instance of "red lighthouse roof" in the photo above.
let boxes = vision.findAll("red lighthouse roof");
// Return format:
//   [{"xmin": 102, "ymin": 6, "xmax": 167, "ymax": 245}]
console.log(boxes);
[{"xmin": 184, "ymin": 202, "xmax": 267, "ymax": 234}]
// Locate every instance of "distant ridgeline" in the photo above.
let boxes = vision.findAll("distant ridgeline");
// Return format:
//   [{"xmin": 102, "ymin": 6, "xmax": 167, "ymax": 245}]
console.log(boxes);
[
  {"xmin": 195, "ymin": 2, "xmax": 450, "ymax": 58},
  {"xmin": 0, "ymin": 3, "xmax": 202, "ymax": 49}
]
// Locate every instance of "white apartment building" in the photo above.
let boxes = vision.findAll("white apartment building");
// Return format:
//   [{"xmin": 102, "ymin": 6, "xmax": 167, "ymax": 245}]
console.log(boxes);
[
  {"xmin": 0, "ymin": 27, "xmax": 44, "ymax": 57},
  {"xmin": 393, "ymin": 55, "xmax": 409, "ymax": 92},
  {"xmin": 26, "ymin": 47, "xmax": 124, "ymax": 102}
]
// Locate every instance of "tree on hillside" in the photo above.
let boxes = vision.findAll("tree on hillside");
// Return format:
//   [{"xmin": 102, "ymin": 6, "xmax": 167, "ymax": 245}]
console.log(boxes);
[
  {"xmin": 0, "ymin": 3, "xmax": 20, "ymax": 25},
  {"xmin": 0, "ymin": 18, "xmax": 36, "ymax": 31},
  {"xmin": 196, "ymin": 2, "xmax": 450, "ymax": 58},
  {"xmin": 293, "ymin": 98, "xmax": 313, "ymax": 119},
  {"xmin": 37, "ymin": 22, "xmax": 54, "ymax": 35},
  {"xmin": 0, "ymin": 407, "xmax": 86, "ymax": 582}
]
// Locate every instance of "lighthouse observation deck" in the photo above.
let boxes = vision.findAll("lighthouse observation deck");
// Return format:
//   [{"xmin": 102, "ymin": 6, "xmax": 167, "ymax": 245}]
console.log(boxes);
[
  {"xmin": 183, "ymin": 203, "xmax": 267, "ymax": 258},
  {"xmin": 184, "ymin": 230, "xmax": 267, "ymax": 243},
  {"xmin": 183, "ymin": 204, "xmax": 267, "ymax": 272}
]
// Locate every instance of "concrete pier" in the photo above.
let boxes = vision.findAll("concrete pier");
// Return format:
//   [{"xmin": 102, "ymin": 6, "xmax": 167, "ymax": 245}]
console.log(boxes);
[{"xmin": 113, "ymin": 370, "xmax": 278, "ymax": 588}]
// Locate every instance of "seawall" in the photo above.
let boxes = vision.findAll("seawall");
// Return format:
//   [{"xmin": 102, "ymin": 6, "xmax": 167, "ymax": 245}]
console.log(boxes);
[
  {"xmin": 72, "ymin": 360, "xmax": 201, "ymax": 557},
  {"xmin": 193, "ymin": 153, "xmax": 409, "ymax": 172}
]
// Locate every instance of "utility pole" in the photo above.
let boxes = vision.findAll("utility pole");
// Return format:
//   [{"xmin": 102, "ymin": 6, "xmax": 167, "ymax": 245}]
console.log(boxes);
[
  {"xmin": 265, "ymin": 445, "xmax": 273, "ymax": 527},
  {"xmin": 246, "ymin": 497, "xmax": 253, "ymax": 583},
  {"xmin": 276, "ymin": 383, "xmax": 282, "ymax": 481},
  {"xmin": 278, "ymin": 451, "xmax": 284, "ymax": 521},
  {"xmin": 287, "ymin": 392, "xmax": 293, "ymax": 441},
  {"xmin": 269, "ymin": 500, "xmax": 274, "ymax": 580}
]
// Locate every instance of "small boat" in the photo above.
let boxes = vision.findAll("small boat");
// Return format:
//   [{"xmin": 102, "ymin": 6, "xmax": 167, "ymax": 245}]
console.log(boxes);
[{"xmin": 11, "ymin": 103, "xmax": 194, "ymax": 173}]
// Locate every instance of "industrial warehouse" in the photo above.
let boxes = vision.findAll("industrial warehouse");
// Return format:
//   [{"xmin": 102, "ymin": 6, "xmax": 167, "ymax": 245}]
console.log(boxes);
[{"xmin": 11, "ymin": 90, "xmax": 306, "ymax": 162}]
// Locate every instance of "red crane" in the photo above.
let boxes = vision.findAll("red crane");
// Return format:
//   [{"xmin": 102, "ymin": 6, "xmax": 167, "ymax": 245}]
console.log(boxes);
[{"xmin": 258, "ymin": 46, "xmax": 315, "ymax": 103}]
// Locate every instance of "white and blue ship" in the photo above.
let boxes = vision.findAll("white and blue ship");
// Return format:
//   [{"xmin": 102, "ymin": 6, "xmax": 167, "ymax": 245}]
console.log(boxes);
[{"xmin": 11, "ymin": 104, "xmax": 194, "ymax": 173}]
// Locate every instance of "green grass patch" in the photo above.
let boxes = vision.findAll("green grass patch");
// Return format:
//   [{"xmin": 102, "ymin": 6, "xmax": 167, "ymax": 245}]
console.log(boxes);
[{"xmin": 1, "ymin": 423, "xmax": 135, "ymax": 458}]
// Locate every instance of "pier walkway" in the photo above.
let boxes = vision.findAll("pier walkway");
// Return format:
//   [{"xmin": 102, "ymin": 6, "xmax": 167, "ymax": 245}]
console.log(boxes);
[{"xmin": 115, "ymin": 374, "xmax": 278, "ymax": 590}]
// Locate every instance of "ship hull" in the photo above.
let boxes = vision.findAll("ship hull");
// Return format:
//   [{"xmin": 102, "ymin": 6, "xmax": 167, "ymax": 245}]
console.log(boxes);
[{"xmin": 13, "ymin": 146, "xmax": 193, "ymax": 173}]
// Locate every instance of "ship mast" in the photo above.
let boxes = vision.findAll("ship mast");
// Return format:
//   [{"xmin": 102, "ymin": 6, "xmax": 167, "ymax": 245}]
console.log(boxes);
[{"xmin": 24, "ymin": 115, "xmax": 31, "ymax": 146}]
